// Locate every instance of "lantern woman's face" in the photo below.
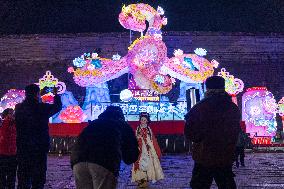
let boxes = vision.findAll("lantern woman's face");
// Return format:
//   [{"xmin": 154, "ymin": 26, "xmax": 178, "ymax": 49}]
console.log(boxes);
[{"xmin": 140, "ymin": 117, "xmax": 148, "ymax": 125}]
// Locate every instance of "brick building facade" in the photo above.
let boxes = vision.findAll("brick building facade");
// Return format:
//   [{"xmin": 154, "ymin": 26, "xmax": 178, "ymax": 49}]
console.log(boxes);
[{"xmin": 0, "ymin": 31, "xmax": 283, "ymax": 102}]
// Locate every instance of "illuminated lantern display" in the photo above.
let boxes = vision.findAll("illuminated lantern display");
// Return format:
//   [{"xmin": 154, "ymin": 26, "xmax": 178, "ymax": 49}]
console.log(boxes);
[
  {"xmin": 252, "ymin": 136, "xmax": 272, "ymax": 145},
  {"xmin": 128, "ymin": 77, "xmax": 160, "ymax": 101},
  {"xmin": 218, "ymin": 68, "xmax": 244, "ymax": 104},
  {"xmin": 68, "ymin": 4, "xmax": 218, "ymax": 95},
  {"xmin": 278, "ymin": 97, "xmax": 284, "ymax": 127},
  {"xmin": 37, "ymin": 71, "xmax": 66, "ymax": 103},
  {"xmin": 65, "ymin": 3, "xmax": 222, "ymax": 122},
  {"xmin": 242, "ymin": 87, "xmax": 277, "ymax": 137},
  {"xmin": 278, "ymin": 97, "xmax": 284, "ymax": 117},
  {"xmin": 59, "ymin": 105, "xmax": 87, "ymax": 123},
  {"xmin": 0, "ymin": 89, "xmax": 25, "ymax": 113}
]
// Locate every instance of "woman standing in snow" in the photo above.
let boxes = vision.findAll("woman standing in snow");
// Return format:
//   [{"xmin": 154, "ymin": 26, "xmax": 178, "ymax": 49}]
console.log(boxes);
[{"xmin": 132, "ymin": 112, "xmax": 164, "ymax": 188}]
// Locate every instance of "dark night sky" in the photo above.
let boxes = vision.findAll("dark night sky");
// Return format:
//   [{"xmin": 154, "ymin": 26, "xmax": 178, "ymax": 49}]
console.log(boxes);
[{"xmin": 0, "ymin": 0, "xmax": 283, "ymax": 34}]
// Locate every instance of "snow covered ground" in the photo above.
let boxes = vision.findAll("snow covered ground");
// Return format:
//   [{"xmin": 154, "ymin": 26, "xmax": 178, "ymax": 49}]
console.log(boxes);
[{"xmin": 45, "ymin": 153, "xmax": 284, "ymax": 189}]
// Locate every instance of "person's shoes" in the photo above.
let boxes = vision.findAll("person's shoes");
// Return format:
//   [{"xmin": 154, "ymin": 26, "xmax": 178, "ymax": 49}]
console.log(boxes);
[
  {"xmin": 236, "ymin": 162, "xmax": 239, "ymax": 168},
  {"xmin": 138, "ymin": 179, "xmax": 148, "ymax": 188}
]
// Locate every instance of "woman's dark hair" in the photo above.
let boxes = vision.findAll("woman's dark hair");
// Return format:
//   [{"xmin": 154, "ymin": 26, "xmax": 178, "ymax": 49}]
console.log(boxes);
[
  {"xmin": 137, "ymin": 112, "xmax": 152, "ymax": 138},
  {"xmin": 139, "ymin": 112, "xmax": 151, "ymax": 124},
  {"xmin": 1, "ymin": 108, "xmax": 14, "ymax": 119}
]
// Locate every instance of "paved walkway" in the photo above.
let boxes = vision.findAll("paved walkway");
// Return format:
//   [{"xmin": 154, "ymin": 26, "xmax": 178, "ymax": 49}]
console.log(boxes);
[{"xmin": 45, "ymin": 153, "xmax": 284, "ymax": 189}]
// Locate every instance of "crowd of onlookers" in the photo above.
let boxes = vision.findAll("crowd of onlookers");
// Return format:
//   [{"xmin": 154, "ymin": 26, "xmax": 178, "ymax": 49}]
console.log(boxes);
[{"xmin": 0, "ymin": 76, "xmax": 246, "ymax": 189}]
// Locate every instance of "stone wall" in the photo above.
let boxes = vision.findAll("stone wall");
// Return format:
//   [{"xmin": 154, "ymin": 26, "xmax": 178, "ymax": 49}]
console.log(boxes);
[{"xmin": 0, "ymin": 31, "xmax": 283, "ymax": 102}]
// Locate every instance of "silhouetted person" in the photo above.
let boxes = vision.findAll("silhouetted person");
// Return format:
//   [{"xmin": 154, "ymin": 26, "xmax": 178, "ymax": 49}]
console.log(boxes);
[
  {"xmin": 184, "ymin": 76, "xmax": 241, "ymax": 189},
  {"xmin": 71, "ymin": 106, "xmax": 139, "ymax": 189},
  {"xmin": 15, "ymin": 84, "xmax": 62, "ymax": 189},
  {"xmin": 235, "ymin": 129, "xmax": 247, "ymax": 168},
  {"xmin": 0, "ymin": 108, "xmax": 17, "ymax": 189}
]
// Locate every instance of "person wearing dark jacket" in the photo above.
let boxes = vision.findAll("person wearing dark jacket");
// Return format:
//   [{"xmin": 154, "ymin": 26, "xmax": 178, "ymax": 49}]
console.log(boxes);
[
  {"xmin": 184, "ymin": 76, "xmax": 241, "ymax": 189},
  {"xmin": 235, "ymin": 129, "xmax": 247, "ymax": 168},
  {"xmin": 15, "ymin": 84, "xmax": 62, "ymax": 189},
  {"xmin": 71, "ymin": 106, "xmax": 139, "ymax": 189}
]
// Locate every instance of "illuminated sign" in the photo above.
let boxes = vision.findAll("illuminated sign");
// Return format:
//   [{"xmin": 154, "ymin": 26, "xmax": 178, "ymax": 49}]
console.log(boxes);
[
  {"xmin": 90, "ymin": 101, "xmax": 188, "ymax": 121},
  {"xmin": 130, "ymin": 89, "xmax": 160, "ymax": 101}
]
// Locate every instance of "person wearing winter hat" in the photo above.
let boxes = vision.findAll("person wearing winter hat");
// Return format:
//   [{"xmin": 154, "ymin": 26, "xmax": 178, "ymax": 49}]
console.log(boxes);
[
  {"xmin": 71, "ymin": 106, "xmax": 139, "ymax": 189},
  {"xmin": 184, "ymin": 76, "xmax": 241, "ymax": 189}
]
